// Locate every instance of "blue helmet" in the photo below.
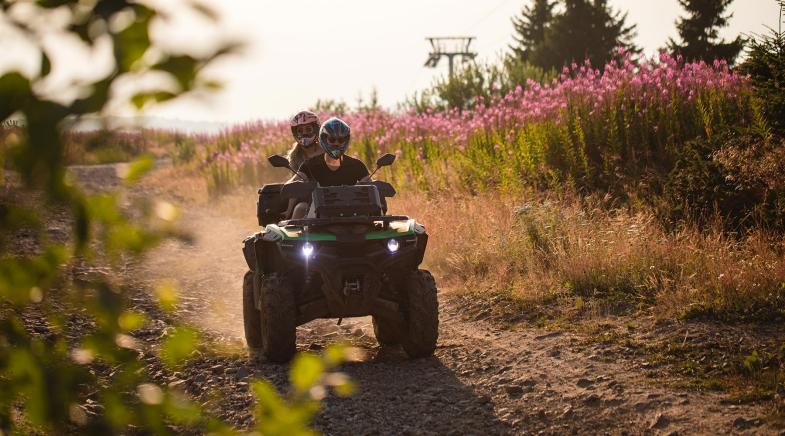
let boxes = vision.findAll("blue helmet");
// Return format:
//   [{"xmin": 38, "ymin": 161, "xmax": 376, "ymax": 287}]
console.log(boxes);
[{"xmin": 319, "ymin": 117, "xmax": 351, "ymax": 159}]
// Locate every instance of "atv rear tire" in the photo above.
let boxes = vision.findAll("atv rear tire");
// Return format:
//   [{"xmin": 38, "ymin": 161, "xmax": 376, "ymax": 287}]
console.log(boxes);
[
  {"xmin": 259, "ymin": 273, "xmax": 297, "ymax": 363},
  {"xmin": 372, "ymin": 316, "xmax": 401, "ymax": 346},
  {"xmin": 401, "ymin": 269, "xmax": 439, "ymax": 358},
  {"xmin": 242, "ymin": 271, "xmax": 263, "ymax": 355}
]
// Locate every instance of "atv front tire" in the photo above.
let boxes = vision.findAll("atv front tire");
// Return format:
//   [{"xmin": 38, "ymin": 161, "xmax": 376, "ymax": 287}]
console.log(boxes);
[
  {"xmin": 372, "ymin": 316, "xmax": 401, "ymax": 346},
  {"xmin": 242, "ymin": 271, "xmax": 263, "ymax": 356},
  {"xmin": 401, "ymin": 269, "xmax": 439, "ymax": 358},
  {"xmin": 259, "ymin": 273, "xmax": 297, "ymax": 363}
]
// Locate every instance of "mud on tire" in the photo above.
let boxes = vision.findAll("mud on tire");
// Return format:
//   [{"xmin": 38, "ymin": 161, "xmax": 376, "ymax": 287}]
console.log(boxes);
[
  {"xmin": 401, "ymin": 269, "xmax": 439, "ymax": 358},
  {"xmin": 258, "ymin": 273, "xmax": 297, "ymax": 363},
  {"xmin": 242, "ymin": 271, "xmax": 263, "ymax": 355}
]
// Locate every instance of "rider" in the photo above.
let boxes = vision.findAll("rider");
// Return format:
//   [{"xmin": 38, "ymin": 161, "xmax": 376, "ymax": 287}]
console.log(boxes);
[{"xmin": 291, "ymin": 117, "xmax": 370, "ymax": 218}]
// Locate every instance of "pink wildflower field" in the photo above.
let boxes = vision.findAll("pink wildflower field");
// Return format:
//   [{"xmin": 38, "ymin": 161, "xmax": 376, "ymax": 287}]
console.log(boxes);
[{"xmin": 195, "ymin": 53, "xmax": 750, "ymax": 193}]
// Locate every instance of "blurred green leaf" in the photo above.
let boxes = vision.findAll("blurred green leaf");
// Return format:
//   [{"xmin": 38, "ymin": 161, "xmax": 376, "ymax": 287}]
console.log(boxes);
[
  {"xmin": 0, "ymin": 204, "xmax": 41, "ymax": 248},
  {"xmin": 67, "ymin": 22, "xmax": 93, "ymax": 45},
  {"xmin": 106, "ymin": 222, "xmax": 158, "ymax": 255},
  {"xmin": 322, "ymin": 343, "xmax": 348, "ymax": 367},
  {"xmin": 103, "ymin": 391, "xmax": 133, "ymax": 428},
  {"xmin": 0, "ymin": 72, "xmax": 31, "ymax": 121},
  {"xmin": 112, "ymin": 5, "xmax": 152, "ymax": 72},
  {"xmin": 155, "ymin": 281, "xmax": 178, "ymax": 312},
  {"xmin": 252, "ymin": 380, "xmax": 286, "ymax": 413},
  {"xmin": 36, "ymin": 0, "xmax": 72, "ymax": 8},
  {"xmin": 117, "ymin": 311, "xmax": 147, "ymax": 331},
  {"xmin": 289, "ymin": 353, "xmax": 324, "ymax": 393},
  {"xmin": 86, "ymin": 194, "xmax": 121, "ymax": 223},
  {"xmin": 153, "ymin": 55, "xmax": 198, "ymax": 91},
  {"xmin": 93, "ymin": 0, "xmax": 132, "ymax": 20},
  {"xmin": 163, "ymin": 392, "xmax": 202, "ymax": 425},
  {"xmin": 7, "ymin": 349, "xmax": 46, "ymax": 425},
  {"xmin": 122, "ymin": 154, "xmax": 154, "ymax": 184},
  {"xmin": 40, "ymin": 51, "xmax": 51, "ymax": 78},
  {"xmin": 160, "ymin": 327, "xmax": 198, "ymax": 368},
  {"xmin": 252, "ymin": 380, "xmax": 318, "ymax": 436},
  {"xmin": 131, "ymin": 91, "xmax": 176, "ymax": 110},
  {"xmin": 69, "ymin": 78, "xmax": 112, "ymax": 115},
  {"xmin": 0, "ymin": 245, "xmax": 68, "ymax": 304},
  {"xmin": 331, "ymin": 377, "xmax": 356, "ymax": 398}
]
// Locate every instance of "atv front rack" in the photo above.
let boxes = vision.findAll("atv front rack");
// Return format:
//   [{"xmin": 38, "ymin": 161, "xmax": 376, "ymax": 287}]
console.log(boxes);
[{"xmin": 279, "ymin": 215, "xmax": 410, "ymax": 227}]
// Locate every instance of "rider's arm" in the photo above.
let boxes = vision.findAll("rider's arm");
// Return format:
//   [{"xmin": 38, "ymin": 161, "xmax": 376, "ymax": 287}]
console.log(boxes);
[
  {"xmin": 355, "ymin": 159, "xmax": 371, "ymax": 183},
  {"xmin": 296, "ymin": 161, "xmax": 312, "ymax": 182}
]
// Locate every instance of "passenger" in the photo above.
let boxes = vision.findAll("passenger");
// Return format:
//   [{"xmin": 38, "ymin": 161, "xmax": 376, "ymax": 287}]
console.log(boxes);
[
  {"xmin": 285, "ymin": 110, "xmax": 322, "ymax": 218},
  {"xmin": 286, "ymin": 110, "xmax": 323, "ymax": 180},
  {"xmin": 291, "ymin": 117, "xmax": 370, "ymax": 219}
]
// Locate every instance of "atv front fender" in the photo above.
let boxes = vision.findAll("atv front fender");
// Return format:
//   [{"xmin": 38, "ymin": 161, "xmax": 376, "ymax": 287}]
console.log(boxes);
[
  {"xmin": 242, "ymin": 233, "xmax": 261, "ymax": 271},
  {"xmin": 243, "ymin": 230, "xmax": 282, "ymax": 272}
]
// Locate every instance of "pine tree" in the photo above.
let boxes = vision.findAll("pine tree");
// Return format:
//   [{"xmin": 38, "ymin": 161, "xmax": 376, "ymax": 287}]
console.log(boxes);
[
  {"xmin": 510, "ymin": 0, "xmax": 557, "ymax": 61},
  {"xmin": 667, "ymin": 0, "xmax": 745, "ymax": 64},
  {"xmin": 532, "ymin": 0, "xmax": 640, "ymax": 70}
]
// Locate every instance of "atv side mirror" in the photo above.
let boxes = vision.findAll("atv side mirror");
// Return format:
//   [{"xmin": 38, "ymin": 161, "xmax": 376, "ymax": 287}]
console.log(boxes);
[
  {"xmin": 375, "ymin": 153, "xmax": 396, "ymax": 168},
  {"xmin": 369, "ymin": 153, "xmax": 396, "ymax": 179},
  {"xmin": 268, "ymin": 155, "xmax": 291, "ymax": 169},
  {"xmin": 268, "ymin": 154, "xmax": 299, "ymax": 177}
]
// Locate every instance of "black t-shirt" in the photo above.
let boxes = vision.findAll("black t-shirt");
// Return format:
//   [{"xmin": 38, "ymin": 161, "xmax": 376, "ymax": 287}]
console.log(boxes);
[{"xmin": 297, "ymin": 155, "xmax": 370, "ymax": 187}]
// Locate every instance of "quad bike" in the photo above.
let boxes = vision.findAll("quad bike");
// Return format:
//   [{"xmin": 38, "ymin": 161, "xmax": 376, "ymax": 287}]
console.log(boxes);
[{"xmin": 241, "ymin": 153, "xmax": 439, "ymax": 362}]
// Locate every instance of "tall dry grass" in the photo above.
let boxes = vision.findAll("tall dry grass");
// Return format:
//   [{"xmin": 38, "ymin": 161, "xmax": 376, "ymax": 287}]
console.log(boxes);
[{"xmin": 391, "ymin": 191, "xmax": 785, "ymax": 322}]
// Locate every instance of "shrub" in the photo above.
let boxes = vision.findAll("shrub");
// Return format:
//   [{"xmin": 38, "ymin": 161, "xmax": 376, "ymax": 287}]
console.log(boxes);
[
  {"xmin": 662, "ymin": 132, "xmax": 785, "ymax": 232},
  {"xmin": 740, "ymin": 7, "xmax": 785, "ymax": 136}
]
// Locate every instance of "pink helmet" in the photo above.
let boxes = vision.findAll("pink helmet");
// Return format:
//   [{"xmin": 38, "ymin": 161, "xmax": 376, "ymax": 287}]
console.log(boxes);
[{"xmin": 290, "ymin": 110, "xmax": 320, "ymax": 147}]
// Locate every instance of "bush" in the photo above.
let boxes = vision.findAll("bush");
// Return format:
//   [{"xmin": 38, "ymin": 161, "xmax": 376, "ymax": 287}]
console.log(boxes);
[
  {"xmin": 662, "ymin": 132, "xmax": 785, "ymax": 232},
  {"xmin": 740, "ymin": 10, "xmax": 785, "ymax": 136}
]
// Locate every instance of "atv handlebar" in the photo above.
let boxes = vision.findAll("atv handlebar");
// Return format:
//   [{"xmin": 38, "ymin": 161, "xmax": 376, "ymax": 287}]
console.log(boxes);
[{"xmin": 279, "ymin": 215, "xmax": 410, "ymax": 227}]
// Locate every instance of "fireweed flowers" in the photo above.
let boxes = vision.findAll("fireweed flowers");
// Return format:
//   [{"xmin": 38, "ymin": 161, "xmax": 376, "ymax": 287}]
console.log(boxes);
[{"xmin": 196, "ymin": 52, "xmax": 751, "ymax": 192}]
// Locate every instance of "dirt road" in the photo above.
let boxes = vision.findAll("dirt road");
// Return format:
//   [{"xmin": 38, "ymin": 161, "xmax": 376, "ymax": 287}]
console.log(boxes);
[{"xmin": 131, "ymin": 187, "xmax": 779, "ymax": 435}]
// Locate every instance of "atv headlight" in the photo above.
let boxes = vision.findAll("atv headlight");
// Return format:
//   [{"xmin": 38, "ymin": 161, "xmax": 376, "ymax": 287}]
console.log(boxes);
[
  {"xmin": 387, "ymin": 238, "xmax": 400, "ymax": 253},
  {"xmin": 301, "ymin": 242, "xmax": 314, "ymax": 258}
]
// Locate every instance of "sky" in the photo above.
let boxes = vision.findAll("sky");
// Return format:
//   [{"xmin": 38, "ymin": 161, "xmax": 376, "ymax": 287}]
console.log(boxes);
[{"xmin": 2, "ymin": 0, "xmax": 782, "ymax": 125}]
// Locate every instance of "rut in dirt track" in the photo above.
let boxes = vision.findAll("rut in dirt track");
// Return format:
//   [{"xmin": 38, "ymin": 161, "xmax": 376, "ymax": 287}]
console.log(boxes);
[{"xmin": 134, "ymin": 189, "xmax": 778, "ymax": 435}]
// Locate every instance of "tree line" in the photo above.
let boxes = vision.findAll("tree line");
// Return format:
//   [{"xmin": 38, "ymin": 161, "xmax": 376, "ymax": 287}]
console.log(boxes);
[{"xmin": 510, "ymin": 0, "xmax": 745, "ymax": 69}]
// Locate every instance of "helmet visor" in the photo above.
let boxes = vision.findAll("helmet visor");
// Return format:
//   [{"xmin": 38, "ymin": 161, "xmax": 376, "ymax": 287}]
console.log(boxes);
[
  {"xmin": 324, "ymin": 135, "xmax": 348, "ymax": 148},
  {"xmin": 294, "ymin": 124, "xmax": 316, "ymax": 138}
]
